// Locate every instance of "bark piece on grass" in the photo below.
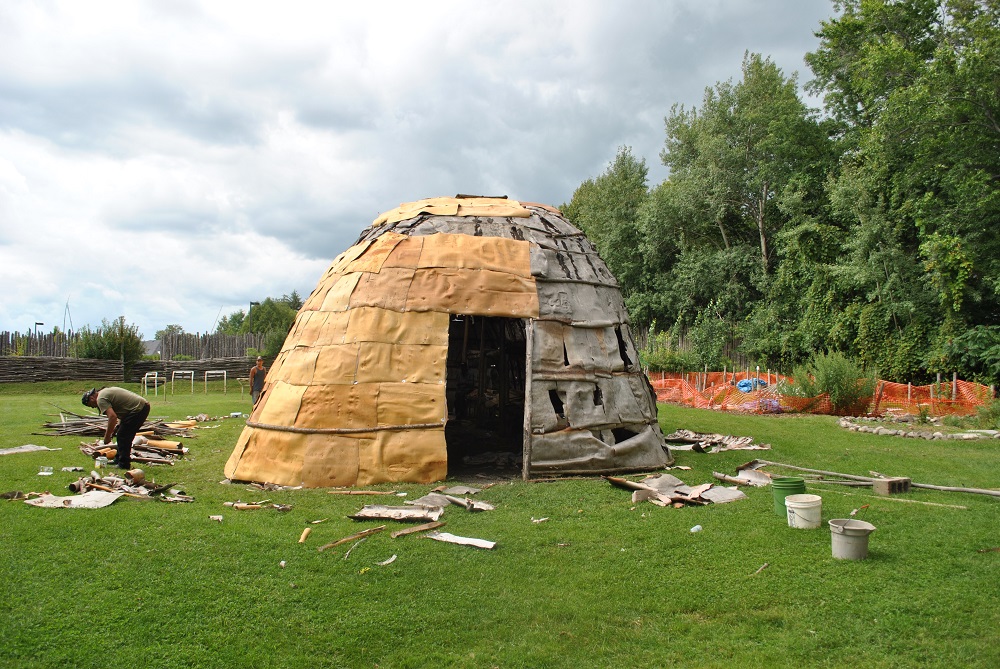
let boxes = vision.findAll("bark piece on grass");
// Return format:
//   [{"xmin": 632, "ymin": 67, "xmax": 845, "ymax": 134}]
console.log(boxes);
[
  {"xmin": 712, "ymin": 470, "xmax": 772, "ymax": 487},
  {"xmin": 0, "ymin": 444, "xmax": 60, "ymax": 456},
  {"xmin": 426, "ymin": 531, "xmax": 496, "ymax": 550},
  {"xmin": 631, "ymin": 489, "xmax": 671, "ymax": 506},
  {"xmin": 441, "ymin": 485, "xmax": 481, "ymax": 495},
  {"xmin": 328, "ymin": 490, "xmax": 397, "ymax": 495},
  {"xmin": 349, "ymin": 505, "xmax": 443, "ymax": 522},
  {"xmin": 443, "ymin": 494, "xmax": 495, "ymax": 511},
  {"xmin": 24, "ymin": 490, "xmax": 122, "ymax": 508},
  {"xmin": 390, "ymin": 520, "xmax": 445, "ymax": 538},
  {"xmin": 700, "ymin": 486, "xmax": 748, "ymax": 504},
  {"xmin": 406, "ymin": 493, "xmax": 452, "ymax": 508}
]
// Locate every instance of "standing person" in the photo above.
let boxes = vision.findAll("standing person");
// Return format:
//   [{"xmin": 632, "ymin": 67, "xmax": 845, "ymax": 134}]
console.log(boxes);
[
  {"xmin": 82, "ymin": 386, "xmax": 151, "ymax": 470},
  {"xmin": 249, "ymin": 355, "xmax": 267, "ymax": 406}
]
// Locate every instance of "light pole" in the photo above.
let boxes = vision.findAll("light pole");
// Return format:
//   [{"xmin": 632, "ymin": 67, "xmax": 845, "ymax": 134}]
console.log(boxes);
[{"xmin": 34, "ymin": 322, "xmax": 43, "ymax": 355}]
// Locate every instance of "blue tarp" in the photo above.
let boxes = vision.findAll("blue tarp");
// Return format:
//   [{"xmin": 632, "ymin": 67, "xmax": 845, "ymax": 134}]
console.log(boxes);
[{"xmin": 736, "ymin": 378, "xmax": 768, "ymax": 393}]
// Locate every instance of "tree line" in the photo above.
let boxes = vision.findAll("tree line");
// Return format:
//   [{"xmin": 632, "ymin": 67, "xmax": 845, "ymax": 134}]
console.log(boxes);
[
  {"xmin": 564, "ymin": 0, "xmax": 1000, "ymax": 385},
  {"xmin": 0, "ymin": 291, "xmax": 305, "ymax": 376},
  {"xmin": 160, "ymin": 291, "xmax": 304, "ymax": 358}
]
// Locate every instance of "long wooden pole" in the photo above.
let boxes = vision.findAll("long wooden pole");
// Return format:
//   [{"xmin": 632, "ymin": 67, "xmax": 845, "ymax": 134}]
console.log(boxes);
[{"xmin": 747, "ymin": 459, "xmax": 1000, "ymax": 498}]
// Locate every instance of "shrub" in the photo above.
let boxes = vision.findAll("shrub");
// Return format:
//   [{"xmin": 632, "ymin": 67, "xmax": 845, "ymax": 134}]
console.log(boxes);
[
  {"xmin": 787, "ymin": 351, "xmax": 877, "ymax": 415},
  {"xmin": 639, "ymin": 329, "xmax": 698, "ymax": 372},
  {"xmin": 690, "ymin": 305, "xmax": 729, "ymax": 369},
  {"xmin": 640, "ymin": 346, "xmax": 699, "ymax": 372},
  {"xmin": 70, "ymin": 317, "xmax": 145, "ymax": 376},
  {"xmin": 975, "ymin": 399, "xmax": 1000, "ymax": 430},
  {"xmin": 263, "ymin": 330, "xmax": 287, "ymax": 357},
  {"xmin": 172, "ymin": 354, "xmax": 195, "ymax": 362}
]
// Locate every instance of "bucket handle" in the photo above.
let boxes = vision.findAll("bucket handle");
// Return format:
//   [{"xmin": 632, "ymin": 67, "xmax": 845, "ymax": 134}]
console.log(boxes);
[
  {"xmin": 830, "ymin": 520, "xmax": 875, "ymax": 535},
  {"xmin": 788, "ymin": 508, "xmax": 809, "ymax": 522}
]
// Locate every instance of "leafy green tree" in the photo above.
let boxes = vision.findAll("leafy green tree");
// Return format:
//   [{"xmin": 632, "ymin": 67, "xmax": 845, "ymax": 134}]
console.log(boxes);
[
  {"xmin": 216, "ymin": 311, "xmax": 245, "ymax": 335},
  {"xmin": 690, "ymin": 302, "xmax": 731, "ymax": 369},
  {"xmin": 561, "ymin": 2, "xmax": 1000, "ymax": 385},
  {"xmin": 154, "ymin": 324, "xmax": 185, "ymax": 340},
  {"xmin": 807, "ymin": 0, "xmax": 1000, "ymax": 379},
  {"xmin": 215, "ymin": 297, "xmax": 297, "ymax": 356},
  {"xmin": 622, "ymin": 180, "xmax": 686, "ymax": 326},
  {"xmin": 563, "ymin": 146, "xmax": 650, "ymax": 296},
  {"xmin": 280, "ymin": 290, "xmax": 304, "ymax": 311},
  {"xmin": 643, "ymin": 53, "xmax": 833, "ymax": 366},
  {"xmin": 243, "ymin": 298, "xmax": 296, "ymax": 336},
  {"xmin": 663, "ymin": 52, "xmax": 827, "ymax": 275},
  {"xmin": 941, "ymin": 325, "xmax": 1000, "ymax": 384},
  {"xmin": 72, "ymin": 317, "xmax": 145, "ymax": 376}
]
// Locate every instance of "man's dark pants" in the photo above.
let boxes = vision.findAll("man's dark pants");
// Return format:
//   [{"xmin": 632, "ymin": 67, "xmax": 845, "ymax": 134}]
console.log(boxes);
[{"xmin": 116, "ymin": 403, "xmax": 150, "ymax": 468}]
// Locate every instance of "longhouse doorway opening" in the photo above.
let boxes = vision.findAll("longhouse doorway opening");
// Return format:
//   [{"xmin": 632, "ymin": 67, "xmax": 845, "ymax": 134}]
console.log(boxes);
[{"xmin": 444, "ymin": 315, "xmax": 527, "ymax": 478}]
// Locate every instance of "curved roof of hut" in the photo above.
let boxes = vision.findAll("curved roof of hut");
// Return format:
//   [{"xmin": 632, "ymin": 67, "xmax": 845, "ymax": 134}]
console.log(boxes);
[{"xmin": 224, "ymin": 196, "xmax": 669, "ymax": 488}]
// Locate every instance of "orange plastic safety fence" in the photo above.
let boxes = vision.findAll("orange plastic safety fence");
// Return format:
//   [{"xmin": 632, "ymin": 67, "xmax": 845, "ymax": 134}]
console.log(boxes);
[{"xmin": 648, "ymin": 371, "xmax": 993, "ymax": 417}]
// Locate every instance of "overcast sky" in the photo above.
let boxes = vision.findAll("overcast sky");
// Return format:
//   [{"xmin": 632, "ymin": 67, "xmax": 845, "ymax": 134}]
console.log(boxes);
[{"xmin": 0, "ymin": 0, "xmax": 835, "ymax": 340}]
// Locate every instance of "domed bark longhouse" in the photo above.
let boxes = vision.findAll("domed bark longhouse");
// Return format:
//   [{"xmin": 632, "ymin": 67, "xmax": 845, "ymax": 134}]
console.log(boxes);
[{"xmin": 225, "ymin": 196, "xmax": 672, "ymax": 487}]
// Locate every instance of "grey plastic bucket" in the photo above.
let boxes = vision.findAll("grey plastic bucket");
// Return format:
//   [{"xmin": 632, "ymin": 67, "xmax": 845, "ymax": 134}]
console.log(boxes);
[
  {"xmin": 785, "ymin": 493, "xmax": 822, "ymax": 529},
  {"xmin": 829, "ymin": 518, "xmax": 876, "ymax": 559}
]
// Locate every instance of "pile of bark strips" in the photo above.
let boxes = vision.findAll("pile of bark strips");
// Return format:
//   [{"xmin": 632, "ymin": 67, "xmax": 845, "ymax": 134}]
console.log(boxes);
[
  {"xmin": 63, "ymin": 469, "xmax": 193, "ymax": 503},
  {"xmin": 607, "ymin": 473, "xmax": 749, "ymax": 506},
  {"xmin": 38, "ymin": 409, "xmax": 196, "ymax": 440},
  {"xmin": 663, "ymin": 429, "xmax": 771, "ymax": 453},
  {"xmin": 79, "ymin": 434, "xmax": 187, "ymax": 466},
  {"xmin": 305, "ymin": 485, "xmax": 500, "ymax": 552}
]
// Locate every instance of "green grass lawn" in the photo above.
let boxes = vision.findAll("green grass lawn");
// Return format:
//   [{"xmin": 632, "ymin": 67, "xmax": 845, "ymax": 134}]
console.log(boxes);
[{"xmin": 1, "ymin": 382, "xmax": 998, "ymax": 668}]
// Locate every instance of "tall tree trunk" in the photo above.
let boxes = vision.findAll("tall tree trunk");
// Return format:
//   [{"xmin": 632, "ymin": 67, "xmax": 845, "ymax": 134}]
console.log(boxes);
[
  {"xmin": 757, "ymin": 182, "xmax": 769, "ymax": 272},
  {"xmin": 717, "ymin": 219, "xmax": 730, "ymax": 250}
]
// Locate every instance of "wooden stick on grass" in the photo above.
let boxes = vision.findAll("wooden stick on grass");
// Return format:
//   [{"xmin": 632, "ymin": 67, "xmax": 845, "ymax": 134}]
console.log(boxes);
[
  {"xmin": 390, "ymin": 521, "xmax": 445, "ymax": 538},
  {"xmin": 317, "ymin": 525, "xmax": 386, "ymax": 553}
]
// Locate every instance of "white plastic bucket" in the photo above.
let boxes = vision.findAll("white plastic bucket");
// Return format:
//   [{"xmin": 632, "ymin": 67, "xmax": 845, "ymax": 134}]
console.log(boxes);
[
  {"xmin": 829, "ymin": 518, "xmax": 876, "ymax": 559},
  {"xmin": 785, "ymin": 493, "xmax": 822, "ymax": 529}
]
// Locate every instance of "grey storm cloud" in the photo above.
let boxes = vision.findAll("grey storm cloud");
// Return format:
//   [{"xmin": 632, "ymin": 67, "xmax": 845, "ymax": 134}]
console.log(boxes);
[{"xmin": 0, "ymin": 0, "xmax": 836, "ymax": 338}]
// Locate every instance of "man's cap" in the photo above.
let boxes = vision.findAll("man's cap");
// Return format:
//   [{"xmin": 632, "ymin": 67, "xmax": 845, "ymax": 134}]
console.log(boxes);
[
  {"xmin": 81, "ymin": 388, "xmax": 96, "ymax": 405},
  {"xmin": 257, "ymin": 356, "xmax": 263, "ymax": 360}
]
